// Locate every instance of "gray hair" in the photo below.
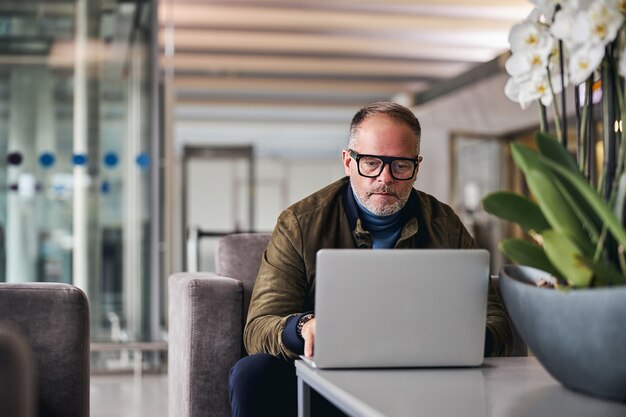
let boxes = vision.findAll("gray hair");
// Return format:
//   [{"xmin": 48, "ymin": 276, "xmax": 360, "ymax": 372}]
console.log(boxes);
[{"xmin": 348, "ymin": 101, "xmax": 421, "ymax": 155}]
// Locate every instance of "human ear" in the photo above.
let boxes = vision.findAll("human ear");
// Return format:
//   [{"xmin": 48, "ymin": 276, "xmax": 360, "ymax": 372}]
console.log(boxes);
[{"xmin": 342, "ymin": 149, "xmax": 352, "ymax": 176}]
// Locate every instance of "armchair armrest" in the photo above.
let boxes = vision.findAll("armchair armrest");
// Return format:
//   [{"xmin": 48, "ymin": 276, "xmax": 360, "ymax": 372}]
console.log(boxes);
[
  {"xmin": 168, "ymin": 273, "xmax": 244, "ymax": 417},
  {"xmin": 0, "ymin": 283, "xmax": 89, "ymax": 417}
]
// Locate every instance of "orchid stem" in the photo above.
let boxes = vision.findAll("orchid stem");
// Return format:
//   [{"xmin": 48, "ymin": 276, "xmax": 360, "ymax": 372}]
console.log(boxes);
[
  {"xmin": 578, "ymin": 79, "xmax": 591, "ymax": 175},
  {"xmin": 609, "ymin": 58, "xmax": 626, "ymax": 207},
  {"xmin": 559, "ymin": 39, "xmax": 567, "ymax": 149},
  {"xmin": 594, "ymin": 227, "xmax": 608, "ymax": 263},
  {"xmin": 538, "ymin": 102, "xmax": 548, "ymax": 133},
  {"xmin": 547, "ymin": 67, "xmax": 563, "ymax": 143}
]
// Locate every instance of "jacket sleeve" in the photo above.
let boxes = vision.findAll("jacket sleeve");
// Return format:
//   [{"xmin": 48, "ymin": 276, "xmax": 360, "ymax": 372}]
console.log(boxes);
[
  {"xmin": 243, "ymin": 209, "xmax": 310, "ymax": 360},
  {"xmin": 485, "ymin": 279, "xmax": 513, "ymax": 356},
  {"xmin": 455, "ymin": 216, "xmax": 513, "ymax": 356}
]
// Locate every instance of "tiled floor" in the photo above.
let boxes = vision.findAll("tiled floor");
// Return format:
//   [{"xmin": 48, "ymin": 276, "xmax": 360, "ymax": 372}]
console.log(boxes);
[{"xmin": 91, "ymin": 373, "xmax": 168, "ymax": 417}]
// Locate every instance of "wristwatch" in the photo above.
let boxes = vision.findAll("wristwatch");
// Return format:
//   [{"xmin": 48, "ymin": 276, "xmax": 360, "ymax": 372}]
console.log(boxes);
[{"xmin": 296, "ymin": 313, "xmax": 315, "ymax": 340}]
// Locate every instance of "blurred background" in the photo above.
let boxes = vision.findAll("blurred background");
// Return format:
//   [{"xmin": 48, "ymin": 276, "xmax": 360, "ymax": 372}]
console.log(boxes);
[{"xmin": 0, "ymin": 0, "xmax": 558, "ymax": 376}]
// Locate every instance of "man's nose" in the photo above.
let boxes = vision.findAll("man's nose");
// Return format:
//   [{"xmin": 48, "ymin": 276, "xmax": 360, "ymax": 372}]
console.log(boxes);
[{"xmin": 378, "ymin": 163, "xmax": 394, "ymax": 183}]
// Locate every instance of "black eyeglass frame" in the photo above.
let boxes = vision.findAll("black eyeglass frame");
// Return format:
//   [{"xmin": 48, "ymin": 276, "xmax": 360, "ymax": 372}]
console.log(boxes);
[{"xmin": 348, "ymin": 149, "xmax": 421, "ymax": 181}]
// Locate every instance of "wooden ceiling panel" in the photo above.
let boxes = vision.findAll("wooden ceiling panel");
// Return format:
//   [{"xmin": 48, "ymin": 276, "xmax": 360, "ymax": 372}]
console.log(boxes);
[
  {"xmin": 172, "ymin": 77, "xmax": 426, "ymax": 94},
  {"xmin": 163, "ymin": 53, "xmax": 471, "ymax": 79},
  {"xmin": 160, "ymin": 1, "xmax": 532, "ymax": 106},
  {"xmin": 160, "ymin": 29, "xmax": 500, "ymax": 62},
  {"xmin": 158, "ymin": 4, "xmax": 518, "ymax": 33}
]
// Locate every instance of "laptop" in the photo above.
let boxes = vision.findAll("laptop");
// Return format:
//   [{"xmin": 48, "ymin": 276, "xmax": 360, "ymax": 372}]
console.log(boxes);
[{"xmin": 302, "ymin": 249, "xmax": 490, "ymax": 369}]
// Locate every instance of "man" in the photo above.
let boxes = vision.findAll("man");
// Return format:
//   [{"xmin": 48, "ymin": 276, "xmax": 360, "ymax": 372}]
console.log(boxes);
[{"xmin": 229, "ymin": 102, "xmax": 512, "ymax": 416}]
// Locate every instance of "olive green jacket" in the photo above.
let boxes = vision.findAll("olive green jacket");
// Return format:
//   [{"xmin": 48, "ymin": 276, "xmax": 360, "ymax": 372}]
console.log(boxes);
[{"xmin": 244, "ymin": 177, "xmax": 512, "ymax": 359}]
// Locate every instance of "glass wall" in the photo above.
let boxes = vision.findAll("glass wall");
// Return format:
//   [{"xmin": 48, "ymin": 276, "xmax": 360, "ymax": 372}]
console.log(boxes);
[{"xmin": 0, "ymin": 0, "xmax": 159, "ymax": 361}]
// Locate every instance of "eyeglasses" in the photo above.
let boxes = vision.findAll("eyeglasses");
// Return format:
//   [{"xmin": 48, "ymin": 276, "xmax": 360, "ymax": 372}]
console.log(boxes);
[{"xmin": 348, "ymin": 149, "xmax": 421, "ymax": 181}]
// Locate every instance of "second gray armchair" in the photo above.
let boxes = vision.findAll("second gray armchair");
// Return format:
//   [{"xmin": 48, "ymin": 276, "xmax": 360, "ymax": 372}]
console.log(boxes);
[
  {"xmin": 168, "ymin": 232, "xmax": 526, "ymax": 417},
  {"xmin": 169, "ymin": 233, "xmax": 271, "ymax": 417},
  {"xmin": 0, "ymin": 282, "xmax": 90, "ymax": 417}
]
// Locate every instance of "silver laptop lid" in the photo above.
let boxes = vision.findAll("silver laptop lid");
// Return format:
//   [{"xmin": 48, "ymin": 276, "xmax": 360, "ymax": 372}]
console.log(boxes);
[{"xmin": 313, "ymin": 249, "xmax": 490, "ymax": 368}]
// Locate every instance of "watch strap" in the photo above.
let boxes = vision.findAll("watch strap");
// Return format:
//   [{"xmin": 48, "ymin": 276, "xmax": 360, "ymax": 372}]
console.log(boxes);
[{"xmin": 296, "ymin": 313, "xmax": 315, "ymax": 340}]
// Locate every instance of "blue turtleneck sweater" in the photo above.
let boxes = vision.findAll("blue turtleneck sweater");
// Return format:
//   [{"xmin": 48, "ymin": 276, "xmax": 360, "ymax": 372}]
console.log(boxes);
[{"xmin": 354, "ymin": 196, "xmax": 404, "ymax": 248}]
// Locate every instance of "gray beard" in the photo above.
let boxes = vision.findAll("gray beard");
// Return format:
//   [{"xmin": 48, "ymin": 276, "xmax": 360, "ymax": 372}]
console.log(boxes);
[{"xmin": 350, "ymin": 182, "xmax": 410, "ymax": 216}]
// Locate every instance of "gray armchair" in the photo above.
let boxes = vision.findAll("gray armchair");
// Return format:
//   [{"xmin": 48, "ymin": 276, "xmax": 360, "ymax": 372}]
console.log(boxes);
[
  {"xmin": 169, "ymin": 232, "xmax": 271, "ymax": 417},
  {"xmin": 168, "ymin": 233, "xmax": 526, "ymax": 417},
  {"xmin": 0, "ymin": 282, "xmax": 90, "ymax": 417}
]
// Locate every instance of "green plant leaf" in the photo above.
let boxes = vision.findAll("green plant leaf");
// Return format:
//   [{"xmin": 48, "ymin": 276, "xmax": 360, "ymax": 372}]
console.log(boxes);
[
  {"xmin": 542, "ymin": 158, "xmax": 626, "ymax": 247},
  {"xmin": 526, "ymin": 169, "xmax": 594, "ymax": 254},
  {"xmin": 543, "ymin": 230, "xmax": 593, "ymax": 287},
  {"xmin": 614, "ymin": 172, "xmax": 626, "ymax": 223},
  {"xmin": 535, "ymin": 131, "xmax": 579, "ymax": 174},
  {"xmin": 509, "ymin": 140, "xmax": 600, "ymax": 245},
  {"xmin": 577, "ymin": 255, "xmax": 626, "ymax": 286},
  {"xmin": 481, "ymin": 192, "xmax": 550, "ymax": 233},
  {"xmin": 536, "ymin": 152, "xmax": 603, "ymax": 242},
  {"xmin": 511, "ymin": 143, "xmax": 541, "ymax": 174},
  {"xmin": 499, "ymin": 238, "xmax": 560, "ymax": 277},
  {"xmin": 550, "ymin": 174, "xmax": 601, "ymax": 244}
]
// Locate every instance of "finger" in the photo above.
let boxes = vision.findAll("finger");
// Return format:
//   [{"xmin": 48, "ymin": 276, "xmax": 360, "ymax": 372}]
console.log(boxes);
[
  {"xmin": 305, "ymin": 337, "xmax": 313, "ymax": 357},
  {"xmin": 304, "ymin": 329, "xmax": 315, "ymax": 357}
]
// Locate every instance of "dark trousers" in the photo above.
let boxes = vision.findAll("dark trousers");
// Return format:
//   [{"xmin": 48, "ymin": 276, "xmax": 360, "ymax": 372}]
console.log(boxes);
[{"xmin": 229, "ymin": 353, "xmax": 346, "ymax": 417}]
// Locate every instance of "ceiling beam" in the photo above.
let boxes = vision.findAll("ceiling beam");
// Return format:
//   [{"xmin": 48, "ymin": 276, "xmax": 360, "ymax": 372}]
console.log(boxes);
[
  {"xmin": 157, "ymin": 4, "xmax": 520, "ymax": 33},
  {"xmin": 160, "ymin": 29, "xmax": 501, "ymax": 62},
  {"xmin": 175, "ymin": 99, "xmax": 359, "ymax": 110},
  {"xmin": 160, "ymin": 0, "xmax": 531, "ymax": 19},
  {"xmin": 162, "ymin": 53, "xmax": 471, "ymax": 80},
  {"xmin": 172, "ymin": 76, "xmax": 424, "ymax": 93},
  {"xmin": 167, "ymin": 0, "xmax": 530, "ymax": 6}
]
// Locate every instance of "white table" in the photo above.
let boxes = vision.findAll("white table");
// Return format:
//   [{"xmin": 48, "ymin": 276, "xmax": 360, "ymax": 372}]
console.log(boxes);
[{"xmin": 295, "ymin": 357, "xmax": 626, "ymax": 417}]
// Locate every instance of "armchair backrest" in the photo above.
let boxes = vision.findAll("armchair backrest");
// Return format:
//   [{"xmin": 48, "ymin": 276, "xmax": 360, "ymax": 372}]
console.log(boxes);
[
  {"xmin": 212, "ymin": 234, "xmax": 527, "ymax": 356},
  {"xmin": 215, "ymin": 232, "xmax": 272, "ymax": 322},
  {"xmin": 0, "ymin": 283, "xmax": 90, "ymax": 417},
  {"xmin": 168, "ymin": 233, "xmax": 272, "ymax": 417}
]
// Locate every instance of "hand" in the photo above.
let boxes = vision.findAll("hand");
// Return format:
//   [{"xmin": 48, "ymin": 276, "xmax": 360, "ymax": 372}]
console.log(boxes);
[{"xmin": 301, "ymin": 318, "xmax": 316, "ymax": 358}]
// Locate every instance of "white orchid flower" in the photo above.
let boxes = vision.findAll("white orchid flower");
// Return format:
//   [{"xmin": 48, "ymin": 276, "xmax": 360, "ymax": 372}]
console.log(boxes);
[
  {"xmin": 586, "ymin": 0, "xmax": 624, "ymax": 45},
  {"xmin": 518, "ymin": 72, "xmax": 562, "ymax": 109},
  {"xmin": 569, "ymin": 11, "xmax": 594, "ymax": 46},
  {"xmin": 505, "ymin": 53, "xmax": 532, "ymax": 79},
  {"xmin": 569, "ymin": 43, "xmax": 605, "ymax": 85},
  {"xmin": 606, "ymin": 0, "xmax": 626, "ymax": 13},
  {"xmin": 509, "ymin": 21, "xmax": 554, "ymax": 55},
  {"xmin": 504, "ymin": 77, "xmax": 523, "ymax": 104},
  {"xmin": 530, "ymin": 0, "xmax": 561, "ymax": 20},
  {"xmin": 527, "ymin": 7, "xmax": 544, "ymax": 23},
  {"xmin": 554, "ymin": 0, "xmax": 623, "ymax": 46},
  {"xmin": 551, "ymin": 8, "xmax": 590, "ymax": 49},
  {"xmin": 507, "ymin": 71, "xmax": 563, "ymax": 110},
  {"xmin": 567, "ymin": 0, "xmax": 596, "ymax": 9},
  {"xmin": 505, "ymin": 47, "xmax": 555, "ymax": 81},
  {"xmin": 504, "ymin": 77, "xmax": 537, "ymax": 110},
  {"xmin": 506, "ymin": 20, "xmax": 555, "ymax": 83},
  {"xmin": 503, "ymin": 0, "xmax": 622, "ymax": 108}
]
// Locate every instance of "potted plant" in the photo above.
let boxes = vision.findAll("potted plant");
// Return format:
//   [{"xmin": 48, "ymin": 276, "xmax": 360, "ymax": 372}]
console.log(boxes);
[{"xmin": 482, "ymin": 0, "xmax": 626, "ymax": 401}]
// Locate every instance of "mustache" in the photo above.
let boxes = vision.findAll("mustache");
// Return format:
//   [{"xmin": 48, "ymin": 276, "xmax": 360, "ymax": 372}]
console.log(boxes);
[{"xmin": 367, "ymin": 185, "xmax": 398, "ymax": 197}]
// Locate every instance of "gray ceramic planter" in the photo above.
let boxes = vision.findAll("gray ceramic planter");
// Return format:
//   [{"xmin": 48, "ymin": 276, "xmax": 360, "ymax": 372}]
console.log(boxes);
[{"xmin": 499, "ymin": 264, "xmax": 626, "ymax": 402}]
